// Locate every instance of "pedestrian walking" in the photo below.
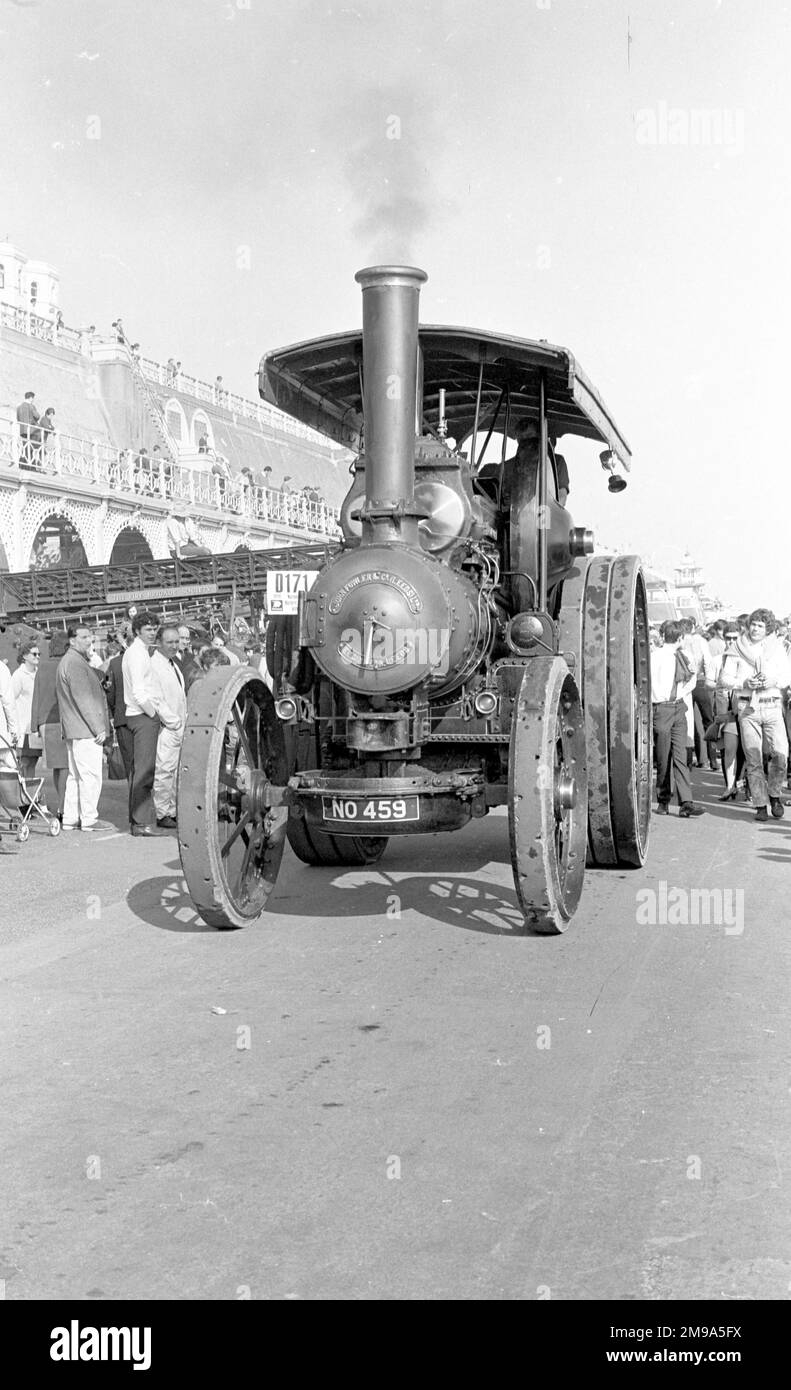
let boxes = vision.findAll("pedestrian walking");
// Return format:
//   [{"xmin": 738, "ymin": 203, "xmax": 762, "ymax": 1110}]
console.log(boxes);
[
  {"xmin": 122, "ymin": 611, "xmax": 167, "ymax": 836},
  {"xmin": 150, "ymin": 626, "xmax": 187, "ymax": 829},
  {"xmin": 30, "ymin": 630, "xmax": 70, "ymax": 821},
  {"xmin": 104, "ymin": 629, "xmax": 134, "ymax": 781},
  {"xmin": 681, "ymin": 621, "xmax": 718, "ymax": 770},
  {"xmin": 198, "ymin": 647, "xmax": 231, "ymax": 673},
  {"xmin": 704, "ymin": 626, "xmax": 749, "ymax": 800},
  {"xmin": 175, "ymin": 625, "xmax": 200, "ymax": 690},
  {"xmin": 651, "ymin": 621, "xmax": 705, "ymax": 817},
  {"xmin": 0, "ymin": 656, "xmax": 20, "ymax": 853},
  {"xmin": 210, "ymin": 634, "xmax": 239, "ymax": 665},
  {"xmin": 0, "ymin": 657, "xmax": 18, "ymax": 763},
  {"xmin": 736, "ymin": 609, "xmax": 791, "ymax": 821},
  {"xmin": 11, "ymin": 638, "xmax": 43, "ymax": 784},
  {"xmin": 16, "ymin": 390, "xmax": 41, "ymax": 469},
  {"xmin": 55, "ymin": 626, "xmax": 112, "ymax": 832},
  {"xmin": 38, "ymin": 407, "xmax": 57, "ymax": 471},
  {"xmin": 707, "ymin": 620, "xmax": 727, "ymax": 658}
]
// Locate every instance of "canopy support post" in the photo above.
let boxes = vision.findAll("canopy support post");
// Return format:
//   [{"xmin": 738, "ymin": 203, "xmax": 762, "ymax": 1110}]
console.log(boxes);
[
  {"xmin": 537, "ymin": 370, "xmax": 548, "ymax": 612},
  {"xmin": 470, "ymin": 360, "xmax": 484, "ymax": 468}
]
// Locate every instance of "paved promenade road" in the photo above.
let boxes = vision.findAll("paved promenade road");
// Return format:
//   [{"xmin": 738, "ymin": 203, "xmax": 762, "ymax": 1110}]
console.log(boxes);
[{"xmin": 0, "ymin": 770, "xmax": 788, "ymax": 1300}]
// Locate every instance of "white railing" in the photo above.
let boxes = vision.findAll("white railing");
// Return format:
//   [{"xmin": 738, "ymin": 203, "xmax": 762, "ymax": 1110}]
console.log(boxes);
[
  {"xmin": 136, "ymin": 355, "xmax": 332, "ymax": 447},
  {"xmin": 0, "ymin": 297, "xmax": 338, "ymax": 449},
  {"xmin": 0, "ymin": 300, "xmax": 85, "ymax": 352},
  {"xmin": 0, "ymin": 418, "xmax": 342, "ymax": 539}
]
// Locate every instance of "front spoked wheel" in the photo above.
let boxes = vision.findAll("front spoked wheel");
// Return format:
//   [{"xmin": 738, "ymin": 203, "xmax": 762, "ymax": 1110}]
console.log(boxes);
[
  {"xmin": 178, "ymin": 666, "xmax": 289, "ymax": 928},
  {"xmin": 508, "ymin": 657, "xmax": 588, "ymax": 933}
]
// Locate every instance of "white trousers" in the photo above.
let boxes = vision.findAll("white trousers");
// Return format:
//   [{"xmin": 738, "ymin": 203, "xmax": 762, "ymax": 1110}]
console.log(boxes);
[
  {"xmin": 63, "ymin": 738, "xmax": 103, "ymax": 828},
  {"xmin": 153, "ymin": 726, "xmax": 183, "ymax": 819}
]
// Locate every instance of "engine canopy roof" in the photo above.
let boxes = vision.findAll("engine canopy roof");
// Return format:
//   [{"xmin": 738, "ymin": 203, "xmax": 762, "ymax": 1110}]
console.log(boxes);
[{"xmin": 260, "ymin": 326, "xmax": 632, "ymax": 471}]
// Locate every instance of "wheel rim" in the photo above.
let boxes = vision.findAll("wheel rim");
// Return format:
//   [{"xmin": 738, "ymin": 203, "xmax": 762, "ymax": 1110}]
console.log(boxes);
[
  {"xmin": 178, "ymin": 666, "xmax": 289, "ymax": 928},
  {"xmin": 508, "ymin": 656, "xmax": 588, "ymax": 933},
  {"xmin": 579, "ymin": 556, "xmax": 617, "ymax": 864},
  {"xmin": 607, "ymin": 557, "xmax": 652, "ymax": 865}
]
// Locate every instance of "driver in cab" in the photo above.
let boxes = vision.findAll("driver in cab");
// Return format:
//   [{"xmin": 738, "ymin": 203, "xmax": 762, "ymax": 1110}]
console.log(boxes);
[{"xmin": 476, "ymin": 419, "xmax": 569, "ymax": 508}]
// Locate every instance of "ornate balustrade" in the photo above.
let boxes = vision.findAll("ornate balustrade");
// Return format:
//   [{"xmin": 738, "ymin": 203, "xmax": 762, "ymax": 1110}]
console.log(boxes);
[
  {"xmin": 136, "ymin": 356, "xmax": 329, "ymax": 445},
  {"xmin": 0, "ymin": 301, "xmax": 84, "ymax": 351},
  {"xmin": 1, "ymin": 298, "xmax": 335, "ymax": 448},
  {"xmin": 0, "ymin": 418, "xmax": 341, "ymax": 539}
]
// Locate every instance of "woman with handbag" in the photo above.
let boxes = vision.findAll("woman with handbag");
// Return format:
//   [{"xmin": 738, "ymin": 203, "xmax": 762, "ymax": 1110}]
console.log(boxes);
[{"xmin": 705, "ymin": 627, "xmax": 750, "ymax": 799}]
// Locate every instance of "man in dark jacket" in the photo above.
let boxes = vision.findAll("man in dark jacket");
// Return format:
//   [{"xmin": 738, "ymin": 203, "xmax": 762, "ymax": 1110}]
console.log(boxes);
[
  {"xmin": 16, "ymin": 391, "xmax": 41, "ymax": 469},
  {"xmin": 175, "ymin": 625, "xmax": 200, "ymax": 690},
  {"xmin": 30, "ymin": 630, "xmax": 70, "ymax": 819},
  {"xmin": 104, "ymin": 634, "xmax": 134, "ymax": 780},
  {"xmin": 55, "ymin": 626, "xmax": 111, "ymax": 831}
]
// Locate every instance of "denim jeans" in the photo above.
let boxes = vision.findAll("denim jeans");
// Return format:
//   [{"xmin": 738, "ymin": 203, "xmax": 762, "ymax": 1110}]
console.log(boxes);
[{"xmin": 739, "ymin": 699, "xmax": 788, "ymax": 805}]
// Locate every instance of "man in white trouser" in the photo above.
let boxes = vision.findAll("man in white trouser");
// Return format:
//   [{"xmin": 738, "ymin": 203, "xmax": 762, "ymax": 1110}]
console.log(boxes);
[
  {"xmin": 54, "ymin": 626, "xmax": 111, "ymax": 831},
  {"xmin": 150, "ymin": 625, "xmax": 187, "ymax": 829},
  {"xmin": 736, "ymin": 608, "xmax": 791, "ymax": 822}
]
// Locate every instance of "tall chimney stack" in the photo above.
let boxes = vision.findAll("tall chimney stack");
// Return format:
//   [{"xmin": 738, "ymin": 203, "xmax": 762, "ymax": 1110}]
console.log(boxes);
[{"xmin": 354, "ymin": 265, "xmax": 427, "ymax": 544}]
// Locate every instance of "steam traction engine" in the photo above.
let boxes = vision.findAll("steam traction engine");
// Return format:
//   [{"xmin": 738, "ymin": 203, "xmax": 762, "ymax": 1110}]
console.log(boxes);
[{"xmin": 177, "ymin": 267, "xmax": 651, "ymax": 932}]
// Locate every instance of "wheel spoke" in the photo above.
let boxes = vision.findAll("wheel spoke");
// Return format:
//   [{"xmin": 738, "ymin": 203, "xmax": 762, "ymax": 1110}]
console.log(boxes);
[
  {"xmin": 220, "ymin": 809, "xmax": 252, "ymax": 857},
  {"xmin": 232, "ymin": 697, "xmax": 255, "ymax": 767},
  {"xmin": 233, "ymin": 823, "xmax": 263, "ymax": 894}
]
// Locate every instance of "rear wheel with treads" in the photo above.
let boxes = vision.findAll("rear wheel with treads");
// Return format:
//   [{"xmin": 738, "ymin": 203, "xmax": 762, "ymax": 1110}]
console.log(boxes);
[
  {"xmin": 557, "ymin": 553, "xmax": 651, "ymax": 868},
  {"xmin": 580, "ymin": 556, "xmax": 618, "ymax": 865},
  {"xmin": 606, "ymin": 555, "xmax": 651, "ymax": 866}
]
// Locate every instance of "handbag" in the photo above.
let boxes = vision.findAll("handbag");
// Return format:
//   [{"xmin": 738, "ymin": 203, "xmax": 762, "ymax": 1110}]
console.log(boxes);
[{"xmin": 105, "ymin": 740, "xmax": 127, "ymax": 781}]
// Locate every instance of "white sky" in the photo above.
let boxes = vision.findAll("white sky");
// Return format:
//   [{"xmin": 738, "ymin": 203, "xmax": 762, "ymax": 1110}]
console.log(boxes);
[{"xmin": 1, "ymin": 0, "xmax": 789, "ymax": 610}]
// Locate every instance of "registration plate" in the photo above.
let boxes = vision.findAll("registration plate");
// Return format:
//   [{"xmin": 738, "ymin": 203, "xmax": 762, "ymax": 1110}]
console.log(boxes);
[{"xmin": 321, "ymin": 795, "xmax": 419, "ymax": 823}]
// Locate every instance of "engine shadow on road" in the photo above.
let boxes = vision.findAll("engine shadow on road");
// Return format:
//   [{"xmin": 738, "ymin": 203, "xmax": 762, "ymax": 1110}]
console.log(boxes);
[
  {"xmin": 125, "ymin": 848, "xmax": 535, "ymax": 938},
  {"xmin": 276, "ymin": 865, "xmax": 527, "ymax": 936}
]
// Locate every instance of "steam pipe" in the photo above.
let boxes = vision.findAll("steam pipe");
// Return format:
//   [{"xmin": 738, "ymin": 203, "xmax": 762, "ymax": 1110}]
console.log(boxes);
[{"xmin": 354, "ymin": 265, "xmax": 427, "ymax": 544}]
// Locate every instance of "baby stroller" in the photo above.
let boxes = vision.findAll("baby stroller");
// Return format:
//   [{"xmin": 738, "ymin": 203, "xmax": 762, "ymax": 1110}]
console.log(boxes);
[{"xmin": 0, "ymin": 732, "xmax": 61, "ymax": 843}]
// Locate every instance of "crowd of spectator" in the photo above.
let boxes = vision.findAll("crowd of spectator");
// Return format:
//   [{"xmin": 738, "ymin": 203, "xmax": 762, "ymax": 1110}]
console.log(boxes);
[
  {"xmin": 0, "ymin": 610, "xmax": 276, "ymax": 851},
  {"xmin": 5, "ymin": 599, "xmax": 790, "ymax": 852},
  {"xmin": 650, "ymin": 610, "xmax": 791, "ymax": 822},
  {"xmin": 13, "ymin": 387, "xmax": 330, "ymax": 523},
  {"xmin": 11, "ymin": 305, "xmax": 334, "ymax": 536}
]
